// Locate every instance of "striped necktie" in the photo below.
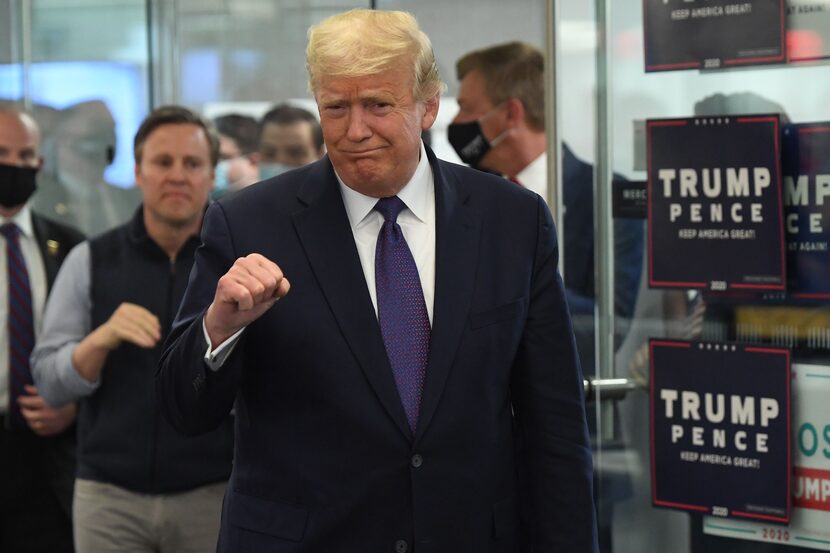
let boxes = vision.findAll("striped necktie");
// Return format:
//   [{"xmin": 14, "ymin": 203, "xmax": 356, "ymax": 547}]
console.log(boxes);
[
  {"xmin": 374, "ymin": 196, "xmax": 430, "ymax": 432},
  {"xmin": 1, "ymin": 223, "xmax": 34, "ymax": 429}
]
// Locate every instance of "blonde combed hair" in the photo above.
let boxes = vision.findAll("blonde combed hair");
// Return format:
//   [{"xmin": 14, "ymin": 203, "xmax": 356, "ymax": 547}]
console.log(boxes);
[{"xmin": 306, "ymin": 9, "xmax": 446, "ymax": 102}]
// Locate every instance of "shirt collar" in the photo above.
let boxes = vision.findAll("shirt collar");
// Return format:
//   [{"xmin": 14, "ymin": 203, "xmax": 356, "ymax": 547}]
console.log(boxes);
[
  {"xmin": 516, "ymin": 152, "xmax": 547, "ymax": 198},
  {"xmin": 0, "ymin": 203, "xmax": 34, "ymax": 238},
  {"xmin": 515, "ymin": 147, "xmax": 582, "ymax": 200},
  {"xmin": 338, "ymin": 141, "xmax": 431, "ymax": 230}
]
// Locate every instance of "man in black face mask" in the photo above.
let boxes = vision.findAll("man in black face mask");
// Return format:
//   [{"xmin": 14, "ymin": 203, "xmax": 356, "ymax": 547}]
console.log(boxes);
[
  {"xmin": 449, "ymin": 43, "xmax": 644, "ymax": 552},
  {"xmin": 0, "ymin": 106, "xmax": 84, "ymax": 552},
  {"xmin": 448, "ymin": 43, "xmax": 546, "ymax": 185},
  {"xmin": 448, "ymin": 42, "xmax": 645, "ymax": 369}
]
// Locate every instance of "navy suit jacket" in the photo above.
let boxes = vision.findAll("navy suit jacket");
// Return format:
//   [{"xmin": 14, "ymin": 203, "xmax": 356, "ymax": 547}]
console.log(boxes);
[
  {"xmin": 157, "ymin": 147, "xmax": 598, "ymax": 553},
  {"xmin": 33, "ymin": 213, "xmax": 85, "ymax": 513}
]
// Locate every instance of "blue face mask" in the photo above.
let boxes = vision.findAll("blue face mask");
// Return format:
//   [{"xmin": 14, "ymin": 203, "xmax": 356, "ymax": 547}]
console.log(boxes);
[
  {"xmin": 214, "ymin": 160, "xmax": 232, "ymax": 191},
  {"xmin": 259, "ymin": 163, "xmax": 292, "ymax": 180}
]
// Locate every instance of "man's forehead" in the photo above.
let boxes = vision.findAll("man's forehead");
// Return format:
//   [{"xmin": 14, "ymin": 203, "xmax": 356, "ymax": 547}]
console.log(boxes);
[
  {"xmin": 317, "ymin": 67, "xmax": 413, "ymax": 99},
  {"xmin": 143, "ymin": 123, "xmax": 211, "ymax": 155},
  {"xmin": 148, "ymin": 123, "xmax": 204, "ymax": 142},
  {"xmin": 263, "ymin": 121, "xmax": 313, "ymax": 142},
  {"xmin": 0, "ymin": 111, "xmax": 40, "ymax": 144},
  {"xmin": 458, "ymin": 70, "xmax": 491, "ymax": 105}
]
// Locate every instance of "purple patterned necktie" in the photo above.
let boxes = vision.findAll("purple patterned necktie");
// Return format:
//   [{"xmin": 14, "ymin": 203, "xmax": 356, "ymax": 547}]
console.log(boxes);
[
  {"xmin": 374, "ymin": 196, "xmax": 430, "ymax": 432},
  {"xmin": 1, "ymin": 223, "xmax": 34, "ymax": 429}
]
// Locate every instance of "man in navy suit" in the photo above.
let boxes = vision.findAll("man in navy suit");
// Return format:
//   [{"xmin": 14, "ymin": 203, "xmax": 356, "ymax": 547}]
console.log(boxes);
[
  {"xmin": 0, "ymin": 106, "xmax": 84, "ymax": 553},
  {"xmin": 157, "ymin": 9, "xmax": 598, "ymax": 552}
]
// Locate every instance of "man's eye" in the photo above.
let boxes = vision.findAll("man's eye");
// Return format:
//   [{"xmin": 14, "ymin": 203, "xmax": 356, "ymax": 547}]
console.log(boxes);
[{"xmin": 286, "ymin": 146, "xmax": 308, "ymax": 160}]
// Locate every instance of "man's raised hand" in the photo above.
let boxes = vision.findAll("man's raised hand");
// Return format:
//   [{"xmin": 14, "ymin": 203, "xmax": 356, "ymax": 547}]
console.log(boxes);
[{"xmin": 205, "ymin": 254, "xmax": 290, "ymax": 348}]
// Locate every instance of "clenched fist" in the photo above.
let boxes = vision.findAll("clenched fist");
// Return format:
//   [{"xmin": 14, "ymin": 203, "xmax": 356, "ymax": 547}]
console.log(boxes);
[{"xmin": 204, "ymin": 253, "xmax": 290, "ymax": 348}]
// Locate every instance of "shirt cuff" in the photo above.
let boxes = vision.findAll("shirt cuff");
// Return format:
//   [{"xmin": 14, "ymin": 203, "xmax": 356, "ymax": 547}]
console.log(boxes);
[
  {"xmin": 63, "ymin": 344, "xmax": 101, "ymax": 397},
  {"xmin": 202, "ymin": 318, "xmax": 244, "ymax": 371}
]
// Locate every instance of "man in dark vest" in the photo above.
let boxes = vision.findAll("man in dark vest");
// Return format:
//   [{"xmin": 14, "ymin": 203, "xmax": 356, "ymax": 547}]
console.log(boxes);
[
  {"xmin": 0, "ymin": 106, "xmax": 84, "ymax": 553},
  {"xmin": 32, "ymin": 106, "xmax": 234, "ymax": 553}
]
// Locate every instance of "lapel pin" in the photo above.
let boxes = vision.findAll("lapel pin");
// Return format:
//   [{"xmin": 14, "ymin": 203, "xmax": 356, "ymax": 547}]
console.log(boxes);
[{"xmin": 47, "ymin": 240, "xmax": 60, "ymax": 256}]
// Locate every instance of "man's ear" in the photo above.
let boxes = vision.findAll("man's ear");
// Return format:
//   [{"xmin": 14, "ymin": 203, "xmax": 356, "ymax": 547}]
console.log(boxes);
[
  {"xmin": 420, "ymin": 95, "xmax": 440, "ymax": 131},
  {"xmin": 504, "ymin": 98, "xmax": 526, "ymax": 128},
  {"xmin": 134, "ymin": 161, "xmax": 144, "ymax": 190}
]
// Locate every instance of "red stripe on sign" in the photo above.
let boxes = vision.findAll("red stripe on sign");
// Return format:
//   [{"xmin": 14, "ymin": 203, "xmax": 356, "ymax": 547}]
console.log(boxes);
[
  {"xmin": 653, "ymin": 499, "xmax": 708, "ymax": 512},
  {"xmin": 732, "ymin": 510, "xmax": 788, "ymax": 522},
  {"xmin": 794, "ymin": 467, "xmax": 830, "ymax": 511}
]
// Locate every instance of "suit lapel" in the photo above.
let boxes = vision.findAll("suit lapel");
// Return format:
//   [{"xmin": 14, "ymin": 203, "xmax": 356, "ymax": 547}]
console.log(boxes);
[
  {"xmin": 415, "ymin": 153, "xmax": 480, "ymax": 443},
  {"xmin": 30, "ymin": 212, "xmax": 61, "ymax": 291},
  {"xmin": 291, "ymin": 159, "xmax": 413, "ymax": 440}
]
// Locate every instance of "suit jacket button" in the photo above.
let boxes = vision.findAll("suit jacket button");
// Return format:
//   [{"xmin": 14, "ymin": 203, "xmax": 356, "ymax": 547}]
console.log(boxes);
[
  {"xmin": 394, "ymin": 539, "xmax": 408, "ymax": 553},
  {"xmin": 410, "ymin": 454, "xmax": 423, "ymax": 468}
]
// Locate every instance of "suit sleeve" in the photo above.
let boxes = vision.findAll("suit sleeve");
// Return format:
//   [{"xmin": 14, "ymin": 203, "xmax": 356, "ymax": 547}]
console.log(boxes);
[
  {"xmin": 156, "ymin": 202, "xmax": 247, "ymax": 436},
  {"xmin": 510, "ymin": 195, "xmax": 599, "ymax": 552}
]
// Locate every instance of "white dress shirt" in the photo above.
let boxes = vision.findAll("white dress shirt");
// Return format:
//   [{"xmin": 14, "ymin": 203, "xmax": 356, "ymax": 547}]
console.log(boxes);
[
  {"xmin": 0, "ymin": 205, "xmax": 48, "ymax": 413},
  {"xmin": 204, "ymin": 142, "xmax": 436, "ymax": 369},
  {"xmin": 338, "ymin": 141, "xmax": 435, "ymax": 324}
]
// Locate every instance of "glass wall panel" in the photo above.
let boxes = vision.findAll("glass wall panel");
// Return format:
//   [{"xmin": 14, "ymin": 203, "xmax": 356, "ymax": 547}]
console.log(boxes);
[
  {"xmin": 156, "ymin": 0, "xmax": 369, "ymax": 113},
  {"xmin": 1, "ymin": 0, "xmax": 148, "ymax": 236},
  {"xmin": 595, "ymin": 1, "xmax": 830, "ymax": 552}
]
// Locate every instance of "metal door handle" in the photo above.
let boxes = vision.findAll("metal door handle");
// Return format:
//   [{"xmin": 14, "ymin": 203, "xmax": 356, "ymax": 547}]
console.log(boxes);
[{"xmin": 583, "ymin": 377, "xmax": 636, "ymax": 402}]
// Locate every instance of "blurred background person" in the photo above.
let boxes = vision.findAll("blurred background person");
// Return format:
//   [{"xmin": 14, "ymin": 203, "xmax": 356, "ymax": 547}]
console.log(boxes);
[
  {"xmin": 31, "ymin": 106, "xmax": 233, "ymax": 553},
  {"xmin": 212, "ymin": 113, "xmax": 260, "ymax": 197},
  {"xmin": 448, "ymin": 41, "xmax": 644, "ymax": 375},
  {"xmin": 32, "ymin": 100, "xmax": 141, "ymax": 236},
  {"xmin": 0, "ymin": 106, "xmax": 84, "ymax": 553},
  {"xmin": 257, "ymin": 103, "xmax": 325, "ymax": 179},
  {"xmin": 448, "ymin": 42, "xmax": 644, "ymax": 552}
]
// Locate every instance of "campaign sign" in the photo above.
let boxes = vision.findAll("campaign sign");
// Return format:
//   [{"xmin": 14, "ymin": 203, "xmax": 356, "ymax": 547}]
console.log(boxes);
[
  {"xmin": 782, "ymin": 123, "xmax": 830, "ymax": 298},
  {"xmin": 643, "ymin": 0, "xmax": 786, "ymax": 72},
  {"xmin": 647, "ymin": 115, "xmax": 786, "ymax": 291},
  {"xmin": 705, "ymin": 364, "xmax": 830, "ymax": 549},
  {"xmin": 788, "ymin": 0, "xmax": 830, "ymax": 62},
  {"xmin": 650, "ymin": 339, "xmax": 791, "ymax": 522},
  {"xmin": 613, "ymin": 180, "xmax": 648, "ymax": 219}
]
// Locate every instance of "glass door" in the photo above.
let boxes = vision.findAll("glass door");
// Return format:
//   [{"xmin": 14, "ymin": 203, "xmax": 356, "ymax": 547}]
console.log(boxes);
[
  {"xmin": 1, "ymin": 0, "xmax": 150, "ymax": 236},
  {"xmin": 587, "ymin": 0, "xmax": 830, "ymax": 551}
]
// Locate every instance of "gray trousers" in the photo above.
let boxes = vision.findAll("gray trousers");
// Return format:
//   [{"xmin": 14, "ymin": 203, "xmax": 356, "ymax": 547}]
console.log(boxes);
[{"xmin": 73, "ymin": 478, "xmax": 226, "ymax": 553}]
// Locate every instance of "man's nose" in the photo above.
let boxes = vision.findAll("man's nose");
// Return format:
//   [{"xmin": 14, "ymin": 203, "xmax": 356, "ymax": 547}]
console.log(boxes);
[
  {"xmin": 346, "ymin": 108, "xmax": 372, "ymax": 142},
  {"xmin": 168, "ymin": 162, "xmax": 188, "ymax": 181}
]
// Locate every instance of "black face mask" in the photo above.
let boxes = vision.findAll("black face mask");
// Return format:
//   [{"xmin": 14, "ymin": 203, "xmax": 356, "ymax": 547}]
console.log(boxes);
[
  {"xmin": 447, "ymin": 120, "xmax": 491, "ymax": 169},
  {"xmin": 0, "ymin": 163, "xmax": 38, "ymax": 209}
]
